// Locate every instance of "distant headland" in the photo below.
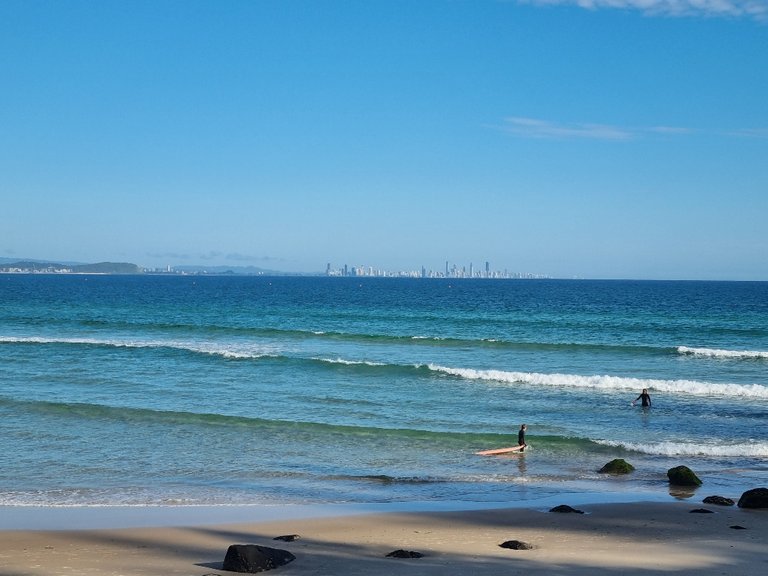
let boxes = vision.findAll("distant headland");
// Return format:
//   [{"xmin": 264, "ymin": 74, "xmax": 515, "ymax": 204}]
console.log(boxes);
[
  {"xmin": 0, "ymin": 260, "xmax": 143, "ymax": 275},
  {"xmin": 0, "ymin": 259, "xmax": 280, "ymax": 276}
]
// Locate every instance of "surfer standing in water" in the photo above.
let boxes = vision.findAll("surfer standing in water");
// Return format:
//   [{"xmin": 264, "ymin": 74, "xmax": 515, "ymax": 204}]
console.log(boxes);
[
  {"xmin": 518, "ymin": 424, "xmax": 528, "ymax": 451},
  {"xmin": 632, "ymin": 389, "xmax": 652, "ymax": 407}
]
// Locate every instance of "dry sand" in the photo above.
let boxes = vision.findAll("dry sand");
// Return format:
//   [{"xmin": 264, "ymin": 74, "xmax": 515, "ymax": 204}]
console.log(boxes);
[{"xmin": 1, "ymin": 501, "xmax": 766, "ymax": 575}]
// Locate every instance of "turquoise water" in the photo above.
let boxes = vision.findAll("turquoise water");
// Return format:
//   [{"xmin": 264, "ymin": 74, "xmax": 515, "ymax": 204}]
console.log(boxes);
[{"xmin": 1, "ymin": 275, "xmax": 766, "ymax": 507}]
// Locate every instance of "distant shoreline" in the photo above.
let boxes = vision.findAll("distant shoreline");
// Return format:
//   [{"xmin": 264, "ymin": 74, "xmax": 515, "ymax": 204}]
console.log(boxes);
[{"xmin": 0, "ymin": 268, "xmax": 768, "ymax": 284}]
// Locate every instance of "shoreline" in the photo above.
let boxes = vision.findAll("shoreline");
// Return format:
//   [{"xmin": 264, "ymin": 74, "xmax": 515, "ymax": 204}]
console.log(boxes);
[
  {"xmin": 1, "ymin": 499, "xmax": 765, "ymax": 575},
  {"xmin": 0, "ymin": 488, "xmax": 705, "ymax": 531}
]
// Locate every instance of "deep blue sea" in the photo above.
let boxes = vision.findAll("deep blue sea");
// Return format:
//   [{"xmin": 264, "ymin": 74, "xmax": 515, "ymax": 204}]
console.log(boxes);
[{"xmin": 1, "ymin": 275, "xmax": 766, "ymax": 508}]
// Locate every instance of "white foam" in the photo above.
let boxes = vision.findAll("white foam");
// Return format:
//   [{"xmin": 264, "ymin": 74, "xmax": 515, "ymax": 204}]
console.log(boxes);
[
  {"xmin": 0, "ymin": 335, "xmax": 280, "ymax": 359},
  {"xmin": 314, "ymin": 357, "xmax": 386, "ymax": 367},
  {"xmin": 426, "ymin": 364, "xmax": 768, "ymax": 399},
  {"xmin": 596, "ymin": 439, "xmax": 768, "ymax": 458},
  {"xmin": 677, "ymin": 346, "xmax": 768, "ymax": 360}
]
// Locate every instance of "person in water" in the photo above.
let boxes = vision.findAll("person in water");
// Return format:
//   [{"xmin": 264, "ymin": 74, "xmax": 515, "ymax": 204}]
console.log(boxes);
[
  {"xmin": 518, "ymin": 424, "xmax": 528, "ymax": 451},
  {"xmin": 632, "ymin": 389, "xmax": 652, "ymax": 407}
]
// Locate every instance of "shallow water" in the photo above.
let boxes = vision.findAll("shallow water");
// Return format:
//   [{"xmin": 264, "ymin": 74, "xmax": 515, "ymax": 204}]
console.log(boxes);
[{"xmin": 1, "ymin": 275, "xmax": 766, "ymax": 507}]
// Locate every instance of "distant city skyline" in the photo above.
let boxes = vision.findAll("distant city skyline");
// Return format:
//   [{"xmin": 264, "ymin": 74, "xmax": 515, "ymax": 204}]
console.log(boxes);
[
  {"xmin": 325, "ymin": 261, "xmax": 548, "ymax": 279},
  {"xmin": 2, "ymin": 1, "xmax": 766, "ymax": 281}
]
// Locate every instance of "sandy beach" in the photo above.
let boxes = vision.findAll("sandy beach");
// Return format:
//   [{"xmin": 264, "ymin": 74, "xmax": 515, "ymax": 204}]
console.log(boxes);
[{"xmin": 1, "ymin": 501, "xmax": 765, "ymax": 575}]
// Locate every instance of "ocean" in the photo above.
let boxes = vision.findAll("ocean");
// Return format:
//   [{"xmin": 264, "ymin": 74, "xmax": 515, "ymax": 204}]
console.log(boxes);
[{"xmin": 1, "ymin": 275, "xmax": 766, "ymax": 509}]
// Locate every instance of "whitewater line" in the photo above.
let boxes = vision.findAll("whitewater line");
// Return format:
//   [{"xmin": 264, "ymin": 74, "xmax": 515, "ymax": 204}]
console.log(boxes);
[{"xmin": 427, "ymin": 364, "xmax": 768, "ymax": 399}]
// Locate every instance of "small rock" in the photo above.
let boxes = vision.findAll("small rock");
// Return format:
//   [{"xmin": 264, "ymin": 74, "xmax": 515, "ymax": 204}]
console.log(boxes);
[
  {"xmin": 667, "ymin": 465, "xmax": 702, "ymax": 486},
  {"xmin": 689, "ymin": 508, "xmax": 713, "ymax": 514},
  {"xmin": 737, "ymin": 487, "xmax": 768, "ymax": 509},
  {"xmin": 599, "ymin": 459, "xmax": 635, "ymax": 474},
  {"xmin": 500, "ymin": 540, "xmax": 534, "ymax": 550},
  {"xmin": 273, "ymin": 535, "xmax": 300, "ymax": 542},
  {"xmin": 222, "ymin": 544, "xmax": 296, "ymax": 573},
  {"xmin": 730, "ymin": 525, "xmax": 747, "ymax": 530},
  {"xmin": 703, "ymin": 495, "xmax": 735, "ymax": 506},
  {"xmin": 386, "ymin": 549, "xmax": 424, "ymax": 558},
  {"xmin": 549, "ymin": 504, "xmax": 584, "ymax": 514}
]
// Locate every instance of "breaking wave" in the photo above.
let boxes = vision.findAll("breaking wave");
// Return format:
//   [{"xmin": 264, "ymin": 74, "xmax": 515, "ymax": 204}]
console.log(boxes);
[
  {"xmin": 677, "ymin": 346, "xmax": 768, "ymax": 360},
  {"xmin": 596, "ymin": 439, "xmax": 768, "ymax": 458},
  {"xmin": 427, "ymin": 364, "xmax": 768, "ymax": 399},
  {"xmin": 0, "ymin": 335, "xmax": 281, "ymax": 359}
]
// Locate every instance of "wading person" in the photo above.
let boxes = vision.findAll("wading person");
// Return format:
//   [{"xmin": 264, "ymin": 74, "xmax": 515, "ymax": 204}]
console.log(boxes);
[
  {"xmin": 518, "ymin": 424, "xmax": 528, "ymax": 451},
  {"xmin": 632, "ymin": 389, "xmax": 652, "ymax": 407}
]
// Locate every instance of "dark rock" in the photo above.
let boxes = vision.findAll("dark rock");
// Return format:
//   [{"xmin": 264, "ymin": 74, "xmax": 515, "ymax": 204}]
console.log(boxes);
[
  {"xmin": 549, "ymin": 505, "xmax": 584, "ymax": 514},
  {"xmin": 667, "ymin": 465, "xmax": 702, "ymax": 486},
  {"xmin": 737, "ymin": 487, "xmax": 768, "ymax": 509},
  {"xmin": 689, "ymin": 508, "xmax": 713, "ymax": 514},
  {"xmin": 599, "ymin": 459, "xmax": 635, "ymax": 474},
  {"xmin": 730, "ymin": 525, "xmax": 747, "ymax": 530},
  {"xmin": 500, "ymin": 540, "xmax": 534, "ymax": 550},
  {"xmin": 386, "ymin": 549, "xmax": 424, "ymax": 558},
  {"xmin": 272, "ymin": 535, "xmax": 300, "ymax": 542},
  {"xmin": 222, "ymin": 544, "xmax": 296, "ymax": 573},
  {"xmin": 703, "ymin": 495, "xmax": 735, "ymax": 506}
]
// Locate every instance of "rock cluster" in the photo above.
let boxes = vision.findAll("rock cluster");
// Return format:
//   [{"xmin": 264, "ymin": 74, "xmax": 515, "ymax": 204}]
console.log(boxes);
[{"xmin": 213, "ymin": 487, "xmax": 768, "ymax": 572}]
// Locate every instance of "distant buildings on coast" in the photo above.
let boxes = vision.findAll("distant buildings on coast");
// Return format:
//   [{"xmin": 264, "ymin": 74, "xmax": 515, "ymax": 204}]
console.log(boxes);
[
  {"xmin": 325, "ymin": 261, "xmax": 548, "ymax": 279},
  {"xmin": 0, "ymin": 259, "xmax": 548, "ymax": 279}
]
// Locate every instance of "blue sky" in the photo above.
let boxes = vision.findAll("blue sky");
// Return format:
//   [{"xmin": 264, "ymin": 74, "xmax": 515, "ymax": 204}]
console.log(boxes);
[{"xmin": 2, "ymin": 0, "xmax": 767, "ymax": 279}]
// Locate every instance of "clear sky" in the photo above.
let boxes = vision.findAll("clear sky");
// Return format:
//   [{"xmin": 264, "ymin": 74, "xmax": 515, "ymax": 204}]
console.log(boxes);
[{"xmin": 2, "ymin": 0, "xmax": 767, "ymax": 280}]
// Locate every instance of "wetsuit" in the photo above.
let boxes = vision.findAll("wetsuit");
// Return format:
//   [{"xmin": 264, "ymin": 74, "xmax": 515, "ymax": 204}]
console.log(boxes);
[{"xmin": 636, "ymin": 392, "xmax": 651, "ymax": 407}]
